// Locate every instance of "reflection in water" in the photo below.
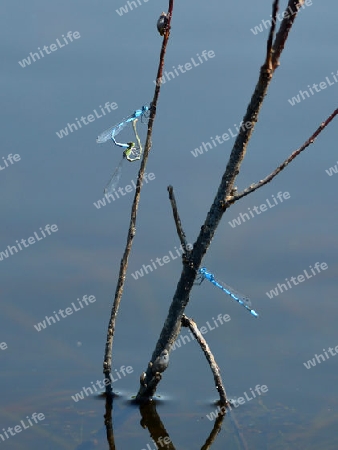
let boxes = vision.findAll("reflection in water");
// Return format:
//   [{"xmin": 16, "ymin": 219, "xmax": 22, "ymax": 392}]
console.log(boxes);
[{"xmin": 1, "ymin": 377, "xmax": 338, "ymax": 449}]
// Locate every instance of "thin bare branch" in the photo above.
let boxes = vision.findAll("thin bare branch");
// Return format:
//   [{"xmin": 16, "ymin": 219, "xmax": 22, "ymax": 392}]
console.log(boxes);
[
  {"xmin": 103, "ymin": 0, "xmax": 175, "ymax": 396},
  {"xmin": 167, "ymin": 185, "xmax": 189, "ymax": 254},
  {"xmin": 226, "ymin": 107, "xmax": 338, "ymax": 205},
  {"xmin": 272, "ymin": 0, "xmax": 305, "ymax": 69},
  {"xmin": 265, "ymin": 0, "xmax": 279, "ymax": 68},
  {"xmin": 181, "ymin": 315, "xmax": 228, "ymax": 406}
]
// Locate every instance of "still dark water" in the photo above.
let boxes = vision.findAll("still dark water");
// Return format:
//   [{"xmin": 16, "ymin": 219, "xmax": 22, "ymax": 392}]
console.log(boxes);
[{"xmin": 2, "ymin": 0, "xmax": 338, "ymax": 448}]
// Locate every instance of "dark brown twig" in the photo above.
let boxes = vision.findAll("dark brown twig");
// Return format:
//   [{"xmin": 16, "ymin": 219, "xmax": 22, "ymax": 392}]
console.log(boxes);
[
  {"xmin": 272, "ymin": 0, "xmax": 305, "ymax": 70},
  {"xmin": 139, "ymin": 402, "xmax": 175, "ymax": 450},
  {"xmin": 181, "ymin": 315, "xmax": 227, "ymax": 405},
  {"xmin": 103, "ymin": 0, "xmax": 175, "ymax": 396},
  {"xmin": 167, "ymin": 185, "xmax": 189, "ymax": 254},
  {"xmin": 200, "ymin": 414, "xmax": 224, "ymax": 450},
  {"xmin": 265, "ymin": 0, "xmax": 279, "ymax": 69}
]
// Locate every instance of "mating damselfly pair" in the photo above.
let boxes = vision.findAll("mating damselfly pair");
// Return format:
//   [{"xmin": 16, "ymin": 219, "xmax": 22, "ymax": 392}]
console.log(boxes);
[{"xmin": 96, "ymin": 105, "xmax": 150, "ymax": 194}]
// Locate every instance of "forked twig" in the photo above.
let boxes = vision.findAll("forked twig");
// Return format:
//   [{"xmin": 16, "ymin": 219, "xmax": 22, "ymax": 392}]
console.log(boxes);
[
  {"xmin": 135, "ymin": 0, "xmax": 333, "ymax": 403},
  {"xmin": 226, "ymin": 108, "xmax": 338, "ymax": 205},
  {"xmin": 272, "ymin": 0, "xmax": 306, "ymax": 70}
]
